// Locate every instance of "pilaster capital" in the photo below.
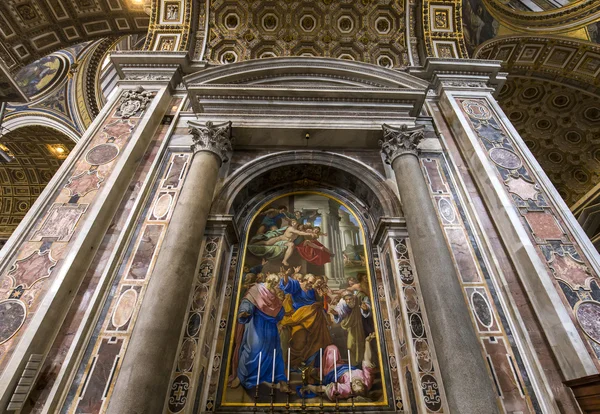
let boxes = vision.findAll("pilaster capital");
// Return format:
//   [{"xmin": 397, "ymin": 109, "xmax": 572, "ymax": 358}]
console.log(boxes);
[
  {"xmin": 380, "ymin": 124, "xmax": 425, "ymax": 163},
  {"xmin": 188, "ymin": 120, "xmax": 233, "ymax": 164}
]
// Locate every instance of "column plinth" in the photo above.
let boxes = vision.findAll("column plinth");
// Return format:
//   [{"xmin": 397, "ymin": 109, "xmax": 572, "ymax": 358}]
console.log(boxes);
[
  {"xmin": 380, "ymin": 124, "xmax": 499, "ymax": 414},
  {"xmin": 107, "ymin": 121, "xmax": 232, "ymax": 413}
]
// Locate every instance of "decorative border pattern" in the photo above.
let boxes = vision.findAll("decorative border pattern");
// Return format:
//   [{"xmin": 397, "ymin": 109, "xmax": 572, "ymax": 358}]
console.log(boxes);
[
  {"xmin": 166, "ymin": 235, "xmax": 227, "ymax": 413},
  {"xmin": 143, "ymin": 0, "xmax": 192, "ymax": 52},
  {"xmin": 420, "ymin": 153, "xmax": 539, "ymax": 413},
  {"xmin": 64, "ymin": 152, "xmax": 190, "ymax": 414},
  {"xmin": 459, "ymin": 97, "xmax": 600, "ymax": 366},
  {"xmin": 384, "ymin": 238, "xmax": 445, "ymax": 413},
  {"xmin": 0, "ymin": 92, "xmax": 150, "ymax": 375},
  {"xmin": 422, "ymin": 0, "xmax": 468, "ymax": 58}
]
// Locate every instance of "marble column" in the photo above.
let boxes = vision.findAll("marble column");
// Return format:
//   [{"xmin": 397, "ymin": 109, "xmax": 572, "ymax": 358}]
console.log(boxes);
[
  {"xmin": 380, "ymin": 124, "xmax": 499, "ymax": 414},
  {"xmin": 107, "ymin": 121, "xmax": 232, "ymax": 413}
]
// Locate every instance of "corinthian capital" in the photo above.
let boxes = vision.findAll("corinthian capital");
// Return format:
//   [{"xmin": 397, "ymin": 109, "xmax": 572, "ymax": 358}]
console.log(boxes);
[
  {"xmin": 380, "ymin": 124, "xmax": 425, "ymax": 164},
  {"xmin": 188, "ymin": 120, "xmax": 233, "ymax": 164}
]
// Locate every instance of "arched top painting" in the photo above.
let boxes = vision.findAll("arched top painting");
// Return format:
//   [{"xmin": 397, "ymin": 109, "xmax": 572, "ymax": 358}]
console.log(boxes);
[{"xmin": 222, "ymin": 192, "xmax": 388, "ymax": 408}]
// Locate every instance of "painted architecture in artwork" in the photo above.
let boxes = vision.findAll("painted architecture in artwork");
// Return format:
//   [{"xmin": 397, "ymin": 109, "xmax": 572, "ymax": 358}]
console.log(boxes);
[{"xmin": 0, "ymin": 0, "xmax": 599, "ymax": 413}]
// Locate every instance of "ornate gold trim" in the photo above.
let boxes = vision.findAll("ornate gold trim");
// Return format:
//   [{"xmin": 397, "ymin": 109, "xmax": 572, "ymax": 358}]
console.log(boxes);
[{"xmin": 482, "ymin": 0, "xmax": 600, "ymax": 34}]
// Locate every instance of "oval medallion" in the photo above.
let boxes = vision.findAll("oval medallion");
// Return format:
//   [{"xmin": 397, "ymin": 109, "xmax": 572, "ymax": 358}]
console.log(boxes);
[
  {"xmin": 404, "ymin": 287, "xmax": 419, "ymax": 313},
  {"xmin": 421, "ymin": 374, "xmax": 442, "ymax": 412},
  {"xmin": 168, "ymin": 375, "xmax": 190, "ymax": 413},
  {"xmin": 414, "ymin": 339, "xmax": 432, "ymax": 373},
  {"xmin": 112, "ymin": 288, "xmax": 137, "ymax": 329},
  {"xmin": 178, "ymin": 338, "xmax": 197, "ymax": 372},
  {"xmin": 461, "ymin": 100, "xmax": 491, "ymax": 120},
  {"xmin": 471, "ymin": 291, "xmax": 493, "ymax": 328},
  {"xmin": 489, "ymin": 148, "xmax": 522, "ymax": 170},
  {"xmin": 85, "ymin": 143, "xmax": 119, "ymax": 165},
  {"xmin": 192, "ymin": 285, "xmax": 208, "ymax": 311},
  {"xmin": 187, "ymin": 312, "xmax": 202, "ymax": 337},
  {"xmin": 153, "ymin": 193, "xmax": 172, "ymax": 219},
  {"xmin": 438, "ymin": 198, "xmax": 455, "ymax": 223},
  {"xmin": 410, "ymin": 313, "xmax": 424, "ymax": 338},
  {"xmin": 0, "ymin": 299, "xmax": 26, "ymax": 344},
  {"xmin": 577, "ymin": 301, "xmax": 600, "ymax": 343}
]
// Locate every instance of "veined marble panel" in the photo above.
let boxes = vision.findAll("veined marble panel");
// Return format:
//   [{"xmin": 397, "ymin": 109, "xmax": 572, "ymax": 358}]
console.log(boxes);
[
  {"xmin": 459, "ymin": 97, "xmax": 600, "ymax": 365},
  {"xmin": 420, "ymin": 154, "xmax": 538, "ymax": 413},
  {"xmin": 64, "ymin": 152, "xmax": 190, "ymax": 414}
]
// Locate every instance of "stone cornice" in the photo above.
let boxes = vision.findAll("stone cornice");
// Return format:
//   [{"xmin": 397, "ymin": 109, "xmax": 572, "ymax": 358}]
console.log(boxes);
[
  {"xmin": 188, "ymin": 120, "xmax": 233, "ymax": 164},
  {"xmin": 380, "ymin": 124, "xmax": 425, "ymax": 163}
]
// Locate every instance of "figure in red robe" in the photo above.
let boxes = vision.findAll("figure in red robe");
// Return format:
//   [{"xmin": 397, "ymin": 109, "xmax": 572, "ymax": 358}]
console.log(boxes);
[{"xmin": 295, "ymin": 227, "xmax": 332, "ymax": 266}]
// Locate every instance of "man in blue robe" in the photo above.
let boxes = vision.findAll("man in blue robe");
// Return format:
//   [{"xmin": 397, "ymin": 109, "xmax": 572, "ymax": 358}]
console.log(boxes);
[
  {"xmin": 230, "ymin": 274, "xmax": 288, "ymax": 389},
  {"xmin": 279, "ymin": 270, "xmax": 332, "ymax": 367}
]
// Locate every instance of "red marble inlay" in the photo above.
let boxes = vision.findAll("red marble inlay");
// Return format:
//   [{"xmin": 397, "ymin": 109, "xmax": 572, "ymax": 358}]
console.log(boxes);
[
  {"xmin": 549, "ymin": 253, "xmax": 592, "ymax": 290},
  {"xmin": 523, "ymin": 211, "xmax": 565, "ymax": 241},
  {"xmin": 422, "ymin": 158, "xmax": 449, "ymax": 194},
  {"xmin": 64, "ymin": 170, "xmax": 104, "ymax": 197},
  {"xmin": 7, "ymin": 250, "xmax": 56, "ymax": 289}
]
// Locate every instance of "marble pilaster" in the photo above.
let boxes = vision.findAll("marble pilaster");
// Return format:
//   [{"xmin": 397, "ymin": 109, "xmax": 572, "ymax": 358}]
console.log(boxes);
[
  {"xmin": 107, "ymin": 121, "xmax": 233, "ymax": 413},
  {"xmin": 380, "ymin": 123, "xmax": 500, "ymax": 413}
]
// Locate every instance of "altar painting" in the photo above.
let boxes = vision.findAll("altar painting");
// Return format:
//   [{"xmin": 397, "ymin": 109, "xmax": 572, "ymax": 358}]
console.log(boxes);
[{"xmin": 222, "ymin": 193, "xmax": 387, "ymax": 407}]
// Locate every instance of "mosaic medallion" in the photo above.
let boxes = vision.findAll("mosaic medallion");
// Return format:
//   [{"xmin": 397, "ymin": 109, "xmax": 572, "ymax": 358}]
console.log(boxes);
[
  {"xmin": 178, "ymin": 338, "xmax": 197, "ymax": 372},
  {"xmin": 187, "ymin": 312, "xmax": 201, "ymax": 337},
  {"xmin": 421, "ymin": 374, "xmax": 442, "ymax": 412},
  {"xmin": 85, "ymin": 143, "xmax": 119, "ymax": 165},
  {"xmin": 0, "ymin": 299, "xmax": 26, "ymax": 344},
  {"xmin": 471, "ymin": 291, "xmax": 493, "ymax": 328},
  {"xmin": 111, "ymin": 288, "xmax": 137, "ymax": 329},
  {"xmin": 576, "ymin": 301, "xmax": 600, "ymax": 344},
  {"xmin": 488, "ymin": 147, "xmax": 522, "ymax": 170},
  {"xmin": 461, "ymin": 100, "xmax": 492, "ymax": 120},
  {"xmin": 152, "ymin": 193, "xmax": 173, "ymax": 219},
  {"xmin": 438, "ymin": 197, "xmax": 455, "ymax": 223}
]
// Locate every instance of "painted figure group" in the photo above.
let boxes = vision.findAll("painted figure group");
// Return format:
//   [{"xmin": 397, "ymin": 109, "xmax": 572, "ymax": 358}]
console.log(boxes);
[
  {"xmin": 248, "ymin": 206, "xmax": 332, "ymax": 267},
  {"xmin": 229, "ymin": 265, "xmax": 377, "ymax": 401}
]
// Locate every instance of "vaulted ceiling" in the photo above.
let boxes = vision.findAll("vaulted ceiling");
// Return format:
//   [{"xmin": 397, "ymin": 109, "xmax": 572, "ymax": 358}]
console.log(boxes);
[
  {"xmin": 0, "ymin": 125, "xmax": 75, "ymax": 239},
  {"xmin": 0, "ymin": 0, "xmax": 149, "ymax": 72}
]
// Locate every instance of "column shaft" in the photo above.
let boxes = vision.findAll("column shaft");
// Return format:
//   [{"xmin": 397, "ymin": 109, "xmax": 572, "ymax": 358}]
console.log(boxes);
[
  {"xmin": 383, "ymin": 124, "xmax": 499, "ymax": 414},
  {"xmin": 108, "ymin": 121, "xmax": 232, "ymax": 413}
]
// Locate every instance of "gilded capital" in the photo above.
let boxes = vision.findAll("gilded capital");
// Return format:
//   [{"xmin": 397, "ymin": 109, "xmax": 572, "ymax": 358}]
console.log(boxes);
[
  {"xmin": 380, "ymin": 124, "xmax": 425, "ymax": 164},
  {"xmin": 188, "ymin": 120, "xmax": 233, "ymax": 164}
]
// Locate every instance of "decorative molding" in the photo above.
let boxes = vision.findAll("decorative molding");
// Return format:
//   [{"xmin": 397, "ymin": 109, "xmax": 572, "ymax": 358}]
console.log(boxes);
[
  {"xmin": 475, "ymin": 35, "xmax": 600, "ymax": 96},
  {"xmin": 380, "ymin": 124, "xmax": 425, "ymax": 163},
  {"xmin": 482, "ymin": 0, "xmax": 600, "ymax": 34},
  {"xmin": 188, "ymin": 120, "xmax": 233, "ymax": 164},
  {"xmin": 118, "ymin": 87, "xmax": 155, "ymax": 119}
]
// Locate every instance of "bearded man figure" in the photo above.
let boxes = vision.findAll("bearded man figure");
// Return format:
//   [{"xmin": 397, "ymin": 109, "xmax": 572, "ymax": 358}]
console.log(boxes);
[
  {"xmin": 229, "ymin": 274, "xmax": 287, "ymax": 389},
  {"xmin": 279, "ymin": 268, "xmax": 332, "ymax": 368}
]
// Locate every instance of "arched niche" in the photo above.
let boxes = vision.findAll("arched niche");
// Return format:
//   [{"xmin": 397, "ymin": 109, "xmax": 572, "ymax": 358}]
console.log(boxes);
[
  {"xmin": 211, "ymin": 151, "xmax": 403, "ymax": 234},
  {"xmin": 0, "ymin": 125, "xmax": 76, "ymax": 241}
]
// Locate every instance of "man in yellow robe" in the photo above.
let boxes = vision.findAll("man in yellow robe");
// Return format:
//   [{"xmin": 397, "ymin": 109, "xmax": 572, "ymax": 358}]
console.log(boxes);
[{"xmin": 279, "ymin": 271, "xmax": 332, "ymax": 367}]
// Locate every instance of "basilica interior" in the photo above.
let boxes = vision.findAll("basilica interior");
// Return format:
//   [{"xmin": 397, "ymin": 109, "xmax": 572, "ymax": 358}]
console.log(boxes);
[{"xmin": 0, "ymin": 0, "xmax": 599, "ymax": 413}]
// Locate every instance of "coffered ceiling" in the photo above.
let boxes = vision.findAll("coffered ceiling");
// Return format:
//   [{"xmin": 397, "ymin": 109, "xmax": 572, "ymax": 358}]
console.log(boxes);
[
  {"xmin": 0, "ymin": 0, "xmax": 149, "ymax": 72},
  {"xmin": 498, "ymin": 76, "xmax": 600, "ymax": 206}
]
